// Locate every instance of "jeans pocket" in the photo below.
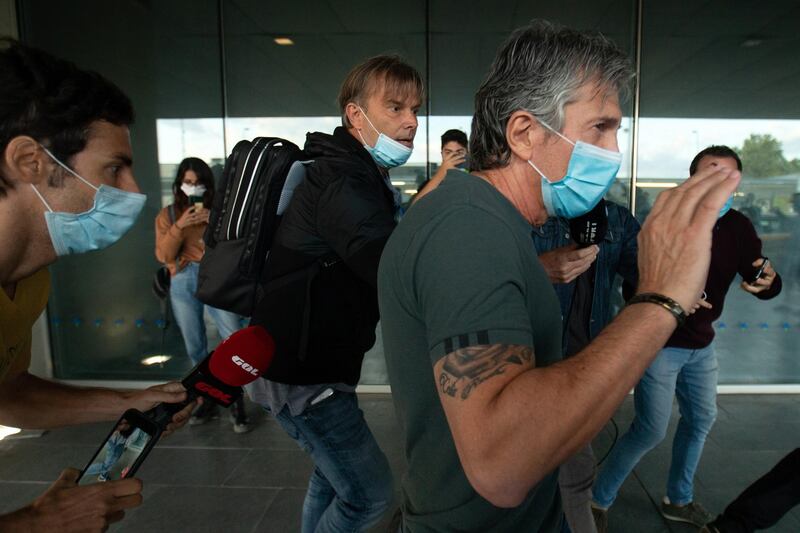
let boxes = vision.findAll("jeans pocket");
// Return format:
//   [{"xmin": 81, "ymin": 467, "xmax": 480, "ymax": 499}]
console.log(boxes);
[{"xmin": 276, "ymin": 409, "xmax": 314, "ymax": 454}]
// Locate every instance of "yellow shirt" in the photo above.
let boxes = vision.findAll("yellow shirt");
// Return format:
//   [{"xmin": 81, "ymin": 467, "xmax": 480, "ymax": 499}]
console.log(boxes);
[{"xmin": 0, "ymin": 268, "xmax": 50, "ymax": 382}]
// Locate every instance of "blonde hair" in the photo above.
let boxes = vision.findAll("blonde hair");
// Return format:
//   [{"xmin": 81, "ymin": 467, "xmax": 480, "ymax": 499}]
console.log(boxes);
[{"xmin": 338, "ymin": 55, "xmax": 424, "ymax": 128}]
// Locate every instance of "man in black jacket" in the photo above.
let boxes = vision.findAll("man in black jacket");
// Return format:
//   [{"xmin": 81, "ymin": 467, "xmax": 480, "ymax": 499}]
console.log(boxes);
[{"xmin": 250, "ymin": 55, "xmax": 422, "ymax": 532}]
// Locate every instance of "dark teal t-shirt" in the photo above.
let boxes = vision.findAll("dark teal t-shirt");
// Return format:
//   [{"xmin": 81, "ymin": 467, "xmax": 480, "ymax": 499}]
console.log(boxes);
[{"xmin": 378, "ymin": 172, "xmax": 564, "ymax": 532}]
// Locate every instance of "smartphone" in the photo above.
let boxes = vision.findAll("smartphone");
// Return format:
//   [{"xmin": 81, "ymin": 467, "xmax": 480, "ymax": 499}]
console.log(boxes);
[
  {"xmin": 751, "ymin": 257, "xmax": 769, "ymax": 284},
  {"xmin": 76, "ymin": 409, "xmax": 162, "ymax": 485},
  {"xmin": 188, "ymin": 195, "xmax": 204, "ymax": 210}
]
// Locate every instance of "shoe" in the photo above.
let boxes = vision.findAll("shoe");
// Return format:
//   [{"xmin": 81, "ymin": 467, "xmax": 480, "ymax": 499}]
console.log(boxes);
[
  {"xmin": 189, "ymin": 402, "xmax": 219, "ymax": 426},
  {"xmin": 590, "ymin": 503, "xmax": 608, "ymax": 533},
  {"xmin": 229, "ymin": 399, "xmax": 251, "ymax": 434},
  {"xmin": 660, "ymin": 498, "xmax": 714, "ymax": 526},
  {"xmin": 699, "ymin": 518, "xmax": 724, "ymax": 533}
]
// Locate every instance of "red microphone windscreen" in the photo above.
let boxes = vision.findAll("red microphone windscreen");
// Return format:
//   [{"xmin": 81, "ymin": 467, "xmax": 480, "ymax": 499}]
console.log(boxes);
[{"xmin": 208, "ymin": 326, "xmax": 276, "ymax": 386}]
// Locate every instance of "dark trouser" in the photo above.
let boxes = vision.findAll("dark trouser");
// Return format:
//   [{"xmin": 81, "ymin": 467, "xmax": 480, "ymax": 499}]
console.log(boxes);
[
  {"xmin": 714, "ymin": 448, "xmax": 800, "ymax": 532},
  {"xmin": 559, "ymin": 444, "xmax": 597, "ymax": 533}
]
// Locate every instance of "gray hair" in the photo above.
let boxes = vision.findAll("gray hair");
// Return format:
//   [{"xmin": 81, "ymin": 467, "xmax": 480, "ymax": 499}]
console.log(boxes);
[{"xmin": 470, "ymin": 20, "xmax": 633, "ymax": 171}]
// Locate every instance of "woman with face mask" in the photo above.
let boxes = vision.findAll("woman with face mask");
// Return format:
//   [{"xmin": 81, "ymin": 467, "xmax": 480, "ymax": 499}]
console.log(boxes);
[{"xmin": 154, "ymin": 157, "xmax": 251, "ymax": 433}]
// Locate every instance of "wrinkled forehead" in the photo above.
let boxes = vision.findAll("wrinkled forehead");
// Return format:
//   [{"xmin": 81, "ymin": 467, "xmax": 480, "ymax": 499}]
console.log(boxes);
[
  {"xmin": 364, "ymin": 72, "xmax": 423, "ymax": 107},
  {"xmin": 583, "ymin": 79, "xmax": 623, "ymax": 114}
]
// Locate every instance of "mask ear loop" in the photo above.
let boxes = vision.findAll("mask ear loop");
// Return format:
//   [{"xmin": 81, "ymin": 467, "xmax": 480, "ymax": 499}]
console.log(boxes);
[
  {"xmin": 528, "ymin": 116, "xmax": 577, "ymax": 183},
  {"xmin": 356, "ymin": 128, "xmax": 371, "ymax": 147},
  {"xmin": 537, "ymin": 119, "xmax": 576, "ymax": 147},
  {"xmin": 29, "ymin": 184, "xmax": 54, "ymax": 212},
  {"xmin": 356, "ymin": 105, "xmax": 381, "ymax": 136},
  {"xmin": 355, "ymin": 105, "xmax": 385, "ymax": 150},
  {"xmin": 527, "ymin": 160, "xmax": 550, "ymax": 183},
  {"xmin": 40, "ymin": 145, "xmax": 99, "ymax": 192}
]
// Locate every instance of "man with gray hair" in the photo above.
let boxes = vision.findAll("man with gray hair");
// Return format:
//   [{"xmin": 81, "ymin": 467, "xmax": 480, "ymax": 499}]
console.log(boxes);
[{"xmin": 378, "ymin": 20, "xmax": 740, "ymax": 532}]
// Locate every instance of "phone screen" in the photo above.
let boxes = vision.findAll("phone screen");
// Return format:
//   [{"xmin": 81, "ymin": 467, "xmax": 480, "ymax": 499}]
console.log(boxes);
[{"xmin": 78, "ymin": 411, "xmax": 158, "ymax": 485}]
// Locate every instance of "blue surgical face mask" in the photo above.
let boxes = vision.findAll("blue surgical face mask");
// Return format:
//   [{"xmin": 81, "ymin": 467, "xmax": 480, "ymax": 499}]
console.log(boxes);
[
  {"xmin": 30, "ymin": 147, "xmax": 146, "ymax": 256},
  {"xmin": 356, "ymin": 106, "xmax": 413, "ymax": 168},
  {"xmin": 719, "ymin": 195, "xmax": 733, "ymax": 218},
  {"xmin": 527, "ymin": 120, "xmax": 622, "ymax": 219}
]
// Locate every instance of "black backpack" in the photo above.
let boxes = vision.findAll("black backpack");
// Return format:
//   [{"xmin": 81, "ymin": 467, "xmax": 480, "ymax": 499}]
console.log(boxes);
[{"xmin": 196, "ymin": 137, "xmax": 312, "ymax": 316}]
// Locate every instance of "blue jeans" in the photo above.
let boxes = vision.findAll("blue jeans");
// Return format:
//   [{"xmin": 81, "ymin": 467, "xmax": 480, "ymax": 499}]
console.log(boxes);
[
  {"xmin": 593, "ymin": 345, "xmax": 718, "ymax": 508},
  {"xmin": 169, "ymin": 262, "xmax": 243, "ymax": 365},
  {"xmin": 273, "ymin": 391, "xmax": 393, "ymax": 533}
]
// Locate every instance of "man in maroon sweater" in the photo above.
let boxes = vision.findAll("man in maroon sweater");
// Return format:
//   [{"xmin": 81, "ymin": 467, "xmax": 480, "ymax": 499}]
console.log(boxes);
[{"xmin": 592, "ymin": 145, "xmax": 782, "ymax": 530}]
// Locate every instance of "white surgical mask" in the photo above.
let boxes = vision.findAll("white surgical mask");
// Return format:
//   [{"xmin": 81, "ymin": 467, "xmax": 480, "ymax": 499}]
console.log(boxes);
[{"xmin": 180, "ymin": 183, "xmax": 206, "ymax": 197}]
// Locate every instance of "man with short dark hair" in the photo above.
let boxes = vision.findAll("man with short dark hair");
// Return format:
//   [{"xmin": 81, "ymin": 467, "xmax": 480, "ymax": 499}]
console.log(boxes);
[
  {"xmin": 0, "ymin": 40, "xmax": 194, "ymax": 530},
  {"xmin": 378, "ymin": 21, "xmax": 740, "ymax": 532},
  {"xmin": 415, "ymin": 128, "xmax": 468, "ymax": 201},
  {"xmin": 249, "ymin": 54, "xmax": 423, "ymax": 532},
  {"xmin": 592, "ymin": 145, "xmax": 782, "ymax": 530}
]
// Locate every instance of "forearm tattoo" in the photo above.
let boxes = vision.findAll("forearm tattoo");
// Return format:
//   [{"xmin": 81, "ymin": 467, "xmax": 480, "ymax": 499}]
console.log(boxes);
[{"xmin": 438, "ymin": 344, "xmax": 533, "ymax": 400}]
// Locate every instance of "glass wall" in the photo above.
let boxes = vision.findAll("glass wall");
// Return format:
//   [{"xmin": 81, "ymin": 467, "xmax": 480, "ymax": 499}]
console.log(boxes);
[
  {"xmin": 638, "ymin": 1, "xmax": 800, "ymax": 384},
  {"xmin": 19, "ymin": 0, "xmax": 225, "ymax": 380},
  {"xmin": 17, "ymin": 0, "xmax": 800, "ymax": 385}
]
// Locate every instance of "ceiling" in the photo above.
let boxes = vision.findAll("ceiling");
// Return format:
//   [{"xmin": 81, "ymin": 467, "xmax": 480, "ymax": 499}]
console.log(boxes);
[{"xmin": 18, "ymin": 0, "xmax": 800, "ymax": 119}]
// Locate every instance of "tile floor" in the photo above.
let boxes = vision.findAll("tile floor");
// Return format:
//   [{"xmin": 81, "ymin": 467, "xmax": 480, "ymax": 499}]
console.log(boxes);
[{"xmin": 0, "ymin": 394, "xmax": 798, "ymax": 532}]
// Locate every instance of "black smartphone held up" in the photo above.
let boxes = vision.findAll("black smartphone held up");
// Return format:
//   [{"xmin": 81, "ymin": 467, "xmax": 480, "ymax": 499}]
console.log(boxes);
[
  {"xmin": 751, "ymin": 257, "xmax": 770, "ymax": 284},
  {"xmin": 76, "ymin": 409, "xmax": 162, "ymax": 485}
]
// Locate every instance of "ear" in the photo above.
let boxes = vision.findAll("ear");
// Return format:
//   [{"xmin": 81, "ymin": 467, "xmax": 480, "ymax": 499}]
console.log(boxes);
[
  {"xmin": 3, "ymin": 136, "xmax": 52, "ymax": 186},
  {"xmin": 345, "ymin": 102, "xmax": 365, "ymax": 130},
  {"xmin": 505, "ymin": 111, "xmax": 548, "ymax": 162}
]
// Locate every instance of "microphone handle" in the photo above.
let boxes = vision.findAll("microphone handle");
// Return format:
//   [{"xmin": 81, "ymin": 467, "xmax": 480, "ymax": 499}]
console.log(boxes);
[{"xmin": 145, "ymin": 391, "xmax": 198, "ymax": 429}]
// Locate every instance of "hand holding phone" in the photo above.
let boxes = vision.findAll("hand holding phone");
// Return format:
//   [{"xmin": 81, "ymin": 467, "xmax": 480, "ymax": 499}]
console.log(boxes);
[
  {"xmin": 750, "ymin": 257, "xmax": 769, "ymax": 285},
  {"xmin": 77, "ymin": 409, "xmax": 161, "ymax": 485},
  {"xmin": 188, "ymin": 195, "xmax": 204, "ymax": 210},
  {"xmin": 2, "ymin": 468, "xmax": 143, "ymax": 531}
]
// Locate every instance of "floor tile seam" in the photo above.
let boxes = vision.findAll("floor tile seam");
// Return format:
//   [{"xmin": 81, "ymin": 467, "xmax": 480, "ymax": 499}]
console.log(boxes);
[
  {"xmin": 703, "ymin": 434, "xmax": 796, "ymax": 452},
  {"xmin": 0, "ymin": 442, "xmax": 84, "ymax": 449},
  {"xmin": 139, "ymin": 482, "xmax": 283, "ymax": 490},
  {"xmin": 248, "ymin": 492, "xmax": 278, "ymax": 533},
  {"xmin": 630, "ymin": 468, "xmax": 680, "ymax": 532},
  {"xmin": 221, "ymin": 483, "xmax": 310, "ymax": 489},
  {"xmin": 150, "ymin": 445, "xmax": 263, "ymax": 451},
  {"xmin": 220, "ymin": 447, "xmax": 257, "ymax": 486}
]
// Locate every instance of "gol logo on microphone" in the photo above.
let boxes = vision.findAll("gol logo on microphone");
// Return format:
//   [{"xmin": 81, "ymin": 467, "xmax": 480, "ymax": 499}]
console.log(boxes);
[
  {"xmin": 196, "ymin": 381, "xmax": 233, "ymax": 402},
  {"xmin": 232, "ymin": 355, "xmax": 260, "ymax": 376}
]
